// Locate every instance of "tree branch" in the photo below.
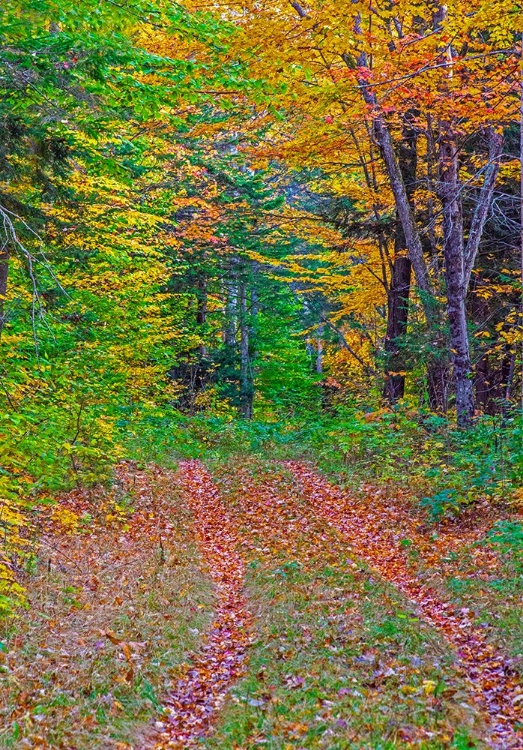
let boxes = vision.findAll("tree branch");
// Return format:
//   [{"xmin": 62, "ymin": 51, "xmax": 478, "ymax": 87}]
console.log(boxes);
[
  {"xmin": 463, "ymin": 129, "xmax": 503, "ymax": 290},
  {"xmin": 319, "ymin": 316, "xmax": 374, "ymax": 372},
  {"xmin": 289, "ymin": 0, "xmax": 308, "ymax": 18}
]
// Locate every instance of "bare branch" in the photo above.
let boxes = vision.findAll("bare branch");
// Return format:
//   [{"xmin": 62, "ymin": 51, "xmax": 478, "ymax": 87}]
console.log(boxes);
[{"xmin": 463, "ymin": 129, "xmax": 504, "ymax": 290}]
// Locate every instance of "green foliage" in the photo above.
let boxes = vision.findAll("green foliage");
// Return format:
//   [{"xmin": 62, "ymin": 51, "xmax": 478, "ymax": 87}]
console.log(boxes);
[
  {"xmin": 0, "ymin": 0, "xmax": 232, "ymax": 610},
  {"xmin": 135, "ymin": 405, "xmax": 522, "ymax": 525},
  {"xmin": 486, "ymin": 521, "xmax": 523, "ymax": 571},
  {"xmin": 421, "ymin": 413, "xmax": 523, "ymax": 519}
]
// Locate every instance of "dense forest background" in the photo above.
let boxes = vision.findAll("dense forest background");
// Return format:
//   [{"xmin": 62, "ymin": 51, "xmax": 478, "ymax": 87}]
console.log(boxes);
[{"xmin": 0, "ymin": 0, "xmax": 522, "ymax": 611}]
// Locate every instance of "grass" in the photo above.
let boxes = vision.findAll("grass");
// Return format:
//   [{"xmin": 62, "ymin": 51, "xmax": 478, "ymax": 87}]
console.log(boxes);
[
  {"xmin": 0, "ymin": 464, "xmax": 214, "ymax": 749},
  {"xmin": 1, "ymin": 444, "xmax": 519, "ymax": 748},
  {"xmin": 205, "ymin": 458, "xmax": 484, "ymax": 749},
  {"xmin": 409, "ymin": 518, "xmax": 523, "ymax": 677}
]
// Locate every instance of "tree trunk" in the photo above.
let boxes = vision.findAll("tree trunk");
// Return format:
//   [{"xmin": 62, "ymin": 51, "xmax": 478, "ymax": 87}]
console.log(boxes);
[
  {"xmin": 346, "ymin": 50, "xmax": 433, "ymax": 306},
  {"xmin": 250, "ymin": 282, "xmax": 258, "ymax": 405},
  {"xmin": 348, "ymin": 53, "xmax": 454, "ymax": 413},
  {"xmin": 383, "ymin": 113, "xmax": 416, "ymax": 403},
  {"xmin": 239, "ymin": 280, "xmax": 253, "ymax": 419},
  {"xmin": 503, "ymin": 350, "xmax": 516, "ymax": 406},
  {"xmin": 474, "ymin": 353, "xmax": 490, "ymax": 413},
  {"xmin": 371, "ymin": 114, "xmax": 433, "ymax": 306},
  {"xmin": 224, "ymin": 273, "xmax": 237, "ymax": 349},
  {"xmin": 439, "ymin": 128, "xmax": 474, "ymax": 427},
  {"xmin": 476, "ymin": 347, "xmax": 516, "ymax": 415},
  {"xmin": 367, "ymin": 106, "xmax": 453, "ymax": 414},
  {"xmin": 345, "ymin": 43, "xmax": 500, "ymax": 424},
  {"xmin": 427, "ymin": 359, "xmax": 450, "ymax": 412},
  {"xmin": 316, "ymin": 323, "xmax": 324, "ymax": 374},
  {"xmin": 0, "ymin": 246, "xmax": 9, "ymax": 334},
  {"xmin": 196, "ymin": 275, "xmax": 207, "ymax": 357},
  {"xmin": 383, "ymin": 254, "xmax": 411, "ymax": 402}
]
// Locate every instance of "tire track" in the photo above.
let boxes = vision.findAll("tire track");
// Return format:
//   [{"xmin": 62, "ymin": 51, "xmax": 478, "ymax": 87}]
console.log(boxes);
[
  {"xmin": 287, "ymin": 461, "xmax": 523, "ymax": 749},
  {"xmin": 149, "ymin": 460, "xmax": 251, "ymax": 749}
]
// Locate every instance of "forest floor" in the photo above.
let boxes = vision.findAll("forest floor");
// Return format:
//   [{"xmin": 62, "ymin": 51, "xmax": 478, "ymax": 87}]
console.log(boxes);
[{"xmin": 1, "ymin": 458, "xmax": 522, "ymax": 749}]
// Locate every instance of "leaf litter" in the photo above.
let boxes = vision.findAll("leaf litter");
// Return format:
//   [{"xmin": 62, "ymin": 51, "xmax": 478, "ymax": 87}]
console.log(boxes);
[
  {"xmin": 147, "ymin": 459, "xmax": 252, "ymax": 749},
  {"xmin": 286, "ymin": 461, "xmax": 523, "ymax": 749},
  {"xmin": 206, "ymin": 458, "xmax": 484, "ymax": 748},
  {"xmin": 0, "ymin": 462, "xmax": 213, "ymax": 749},
  {"xmin": 3, "ymin": 458, "xmax": 521, "ymax": 748}
]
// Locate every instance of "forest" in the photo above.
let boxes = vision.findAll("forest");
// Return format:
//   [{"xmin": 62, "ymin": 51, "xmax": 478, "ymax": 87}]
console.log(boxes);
[{"xmin": 0, "ymin": 0, "xmax": 522, "ymax": 747}]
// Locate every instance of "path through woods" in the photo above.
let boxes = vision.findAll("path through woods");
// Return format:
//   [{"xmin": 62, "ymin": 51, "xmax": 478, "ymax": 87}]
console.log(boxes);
[
  {"xmin": 287, "ymin": 463, "xmax": 523, "ymax": 748},
  {"xmin": 148, "ymin": 461, "xmax": 251, "ymax": 748},
  {"xmin": 146, "ymin": 460, "xmax": 523, "ymax": 749}
]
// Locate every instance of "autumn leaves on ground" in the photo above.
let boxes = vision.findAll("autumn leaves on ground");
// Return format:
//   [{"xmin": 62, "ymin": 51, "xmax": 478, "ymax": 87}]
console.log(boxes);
[{"xmin": 2, "ymin": 458, "xmax": 522, "ymax": 749}]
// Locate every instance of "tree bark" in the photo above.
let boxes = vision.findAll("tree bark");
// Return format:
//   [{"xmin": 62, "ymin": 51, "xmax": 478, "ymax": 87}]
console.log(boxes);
[
  {"xmin": 383, "ymin": 113, "xmax": 416, "ymax": 403},
  {"xmin": 342, "ymin": 34, "xmax": 500, "ymax": 424},
  {"xmin": 224, "ymin": 270, "xmax": 237, "ymax": 349},
  {"xmin": 464, "ymin": 128, "xmax": 503, "ymax": 287},
  {"xmin": 196, "ymin": 274, "xmax": 207, "ymax": 357},
  {"xmin": 239, "ymin": 280, "xmax": 253, "ymax": 418},
  {"xmin": 0, "ymin": 246, "xmax": 8, "ymax": 334},
  {"xmin": 384, "ymin": 254, "xmax": 411, "ymax": 402},
  {"xmin": 371, "ymin": 114, "xmax": 433, "ymax": 307},
  {"xmin": 427, "ymin": 359, "xmax": 450, "ymax": 412},
  {"xmin": 316, "ymin": 323, "xmax": 324, "ymax": 374},
  {"xmin": 344, "ymin": 50, "xmax": 433, "ymax": 307},
  {"xmin": 249, "ymin": 281, "xmax": 258, "ymax": 406},
  {"xmin": 438, "ymin": 127, "xmax": 474, "ymax": 427}
]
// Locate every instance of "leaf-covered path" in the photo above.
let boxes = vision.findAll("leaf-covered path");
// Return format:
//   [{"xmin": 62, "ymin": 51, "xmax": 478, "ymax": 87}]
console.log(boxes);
[
  {"xmin": 148, "ymin": 459, "xmax": 522, "ymax": 749},
  {"xmin": 149, "ymin": 460, "xmax": 252, "ymax": 749},
  {"xmin": 287, "ymin": 463, "xmax": 523, "ymax": 749}
]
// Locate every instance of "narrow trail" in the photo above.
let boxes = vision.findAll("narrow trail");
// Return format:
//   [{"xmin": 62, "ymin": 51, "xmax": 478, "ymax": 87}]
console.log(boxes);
[
  {"xmin": 149, "ymin": 460, "xmax": 251, "ymax": 749},
  {"xmin": 211, "ymin": 461, "xmax": 484, "ymax": 746},
  {"xmin": 287, "ymin": 462, "xmax": 523, "ymax": 749}
]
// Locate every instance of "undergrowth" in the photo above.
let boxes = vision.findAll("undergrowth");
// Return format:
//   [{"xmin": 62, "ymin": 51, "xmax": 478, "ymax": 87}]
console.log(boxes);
[
  {"xmin": 2, "ymin": 400, "xmax": 521, "ymax": 617},
  {"xmin": 125, "ymin": 404, "xmax": 522, "ymax": 519}
]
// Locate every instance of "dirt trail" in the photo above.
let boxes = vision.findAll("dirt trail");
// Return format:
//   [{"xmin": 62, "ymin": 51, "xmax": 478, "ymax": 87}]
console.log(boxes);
[
  {"xmin": 148, "ymin": 460, "xmax": 251, "ymax": 749},
  {"xmin": 287, "ymin": 462, "xmax": 523, "ymax": 749},
  {"xmin": 210, "ymin": 460, "xmax": 485, "ymax": 746}
]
